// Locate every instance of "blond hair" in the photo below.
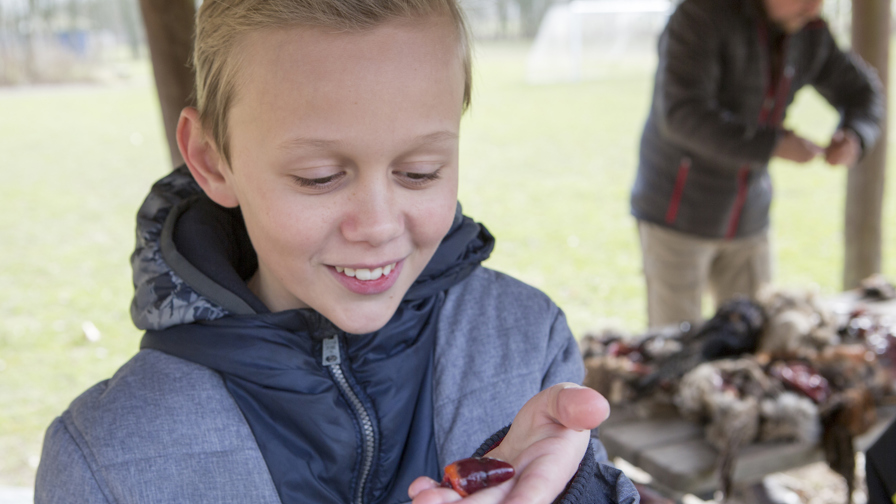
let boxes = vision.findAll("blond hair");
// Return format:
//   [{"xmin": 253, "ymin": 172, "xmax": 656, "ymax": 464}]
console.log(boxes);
[{"xmin": 192, "ymin": 0, "xmax": 473, "ymax": 165}]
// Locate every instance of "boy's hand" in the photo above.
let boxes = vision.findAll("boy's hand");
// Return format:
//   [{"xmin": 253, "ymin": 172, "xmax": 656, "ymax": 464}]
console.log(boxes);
[
  {"xmin": 824, "ymin": 129, "xmax": 861, "ymax": 167},
  {"xmin": 408, "ymin": 383, "xmax": 610, "ymax": 504}
]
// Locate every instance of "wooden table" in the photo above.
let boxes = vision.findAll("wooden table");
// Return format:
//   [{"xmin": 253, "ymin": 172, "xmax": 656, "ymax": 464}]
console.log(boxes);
[
  {"xmin": 590, "ymin": 288, "xmax": 896, "ymax": 499},
  {"xmin": 826, "ymin": 289, "xmax": 896, "ymax": 320},
  {"xmin": 596, "ymin": 395, "xmax": 896, "ymax": 499}
]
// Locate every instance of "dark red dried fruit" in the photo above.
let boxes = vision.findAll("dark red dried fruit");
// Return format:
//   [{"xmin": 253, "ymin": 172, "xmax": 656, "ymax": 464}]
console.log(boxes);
[
  {"xmin": 440, "ymin": 457, "xmax": 515, "ymax": 497},
  {"xmin": 607, "ymin": 341, "xmax": 644, "ymax": 362},
  {"xmin": 769, "ymin": 361, "xmax": 831, "ymax": 404}
]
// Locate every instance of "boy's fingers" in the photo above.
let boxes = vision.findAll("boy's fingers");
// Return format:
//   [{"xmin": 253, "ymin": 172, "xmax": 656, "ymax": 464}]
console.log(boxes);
[
  {"xmin": 454, "ymin": 480, "xmax": 513, "ymax": 504},
  {"xmin": 408, "ymin": 476, "xmax": 441, "ymax": 499},
  {"xmin": 410, "ymin": 487, "xmax": 464, "ymax": 504},
  {"xmin": 500, "ymin": 457, "xmax": 570, "ymax": 504},
  {"xmin": 548, "ymin": 384, "xmax": 610, "ymax": 431}
]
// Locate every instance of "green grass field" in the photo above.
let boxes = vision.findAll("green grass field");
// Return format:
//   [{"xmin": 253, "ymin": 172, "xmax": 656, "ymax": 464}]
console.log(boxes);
[{"xmin": 1, "ymin": 40, "xmax": 894, "ymax": 487}]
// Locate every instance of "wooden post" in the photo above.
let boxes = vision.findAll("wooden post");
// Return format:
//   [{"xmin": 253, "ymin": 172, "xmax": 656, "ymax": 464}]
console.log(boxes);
[
  {"xmin": 138, "ymin": 0, "xmax": 195, "ymax": 169},
  {"xmin": 844, "ymin": 0, "xmax": 890, "ymax": 289}
]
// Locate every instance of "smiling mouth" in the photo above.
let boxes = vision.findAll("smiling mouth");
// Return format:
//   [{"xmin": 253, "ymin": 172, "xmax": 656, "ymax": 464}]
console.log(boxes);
[{"xmin": 334, "ymin": 262, "xmax": 397, "ymax": 281}]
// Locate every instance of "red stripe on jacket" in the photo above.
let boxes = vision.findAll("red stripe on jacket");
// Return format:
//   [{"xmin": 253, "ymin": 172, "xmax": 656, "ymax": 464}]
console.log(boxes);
[
  {"xmin": 725, "ymin": 167, "xmax": 751, "ymax": 239},
  {"xmin": 665, "ymin": 157, "xmax": 692, "ymax": 224}
]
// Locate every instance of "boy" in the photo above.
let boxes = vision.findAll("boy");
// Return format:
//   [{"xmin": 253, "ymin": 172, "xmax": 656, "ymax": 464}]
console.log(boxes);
[{"xmin": 35, "ymin": 1, "xmax": 638, "ymax": 503}]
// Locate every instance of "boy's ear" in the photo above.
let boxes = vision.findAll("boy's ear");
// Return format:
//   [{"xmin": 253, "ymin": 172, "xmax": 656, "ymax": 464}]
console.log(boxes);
[{"xmin": 176, "ymin": 107, "xmax": 240, "ymax": 208}]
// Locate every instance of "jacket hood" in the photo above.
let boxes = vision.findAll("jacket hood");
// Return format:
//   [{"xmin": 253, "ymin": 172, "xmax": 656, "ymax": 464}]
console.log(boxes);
[
  {"xmin": 130, "ymin": 166, "xmax": 494, "ymax": 331},
  {"xmin": 134, "ymin": 166, "xmax": 495, "ymax": 503}
]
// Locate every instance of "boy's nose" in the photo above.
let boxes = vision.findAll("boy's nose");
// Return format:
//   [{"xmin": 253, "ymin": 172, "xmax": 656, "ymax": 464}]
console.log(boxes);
[{"xmin": 340, "ymin": 185, "xmax": 404, "ymax": 246}]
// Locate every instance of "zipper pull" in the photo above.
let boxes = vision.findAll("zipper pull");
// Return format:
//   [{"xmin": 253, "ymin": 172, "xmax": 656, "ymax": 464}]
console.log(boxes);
[{"xmin": 322, "ymin": 335, "xmax": 341, "ymax": 367}]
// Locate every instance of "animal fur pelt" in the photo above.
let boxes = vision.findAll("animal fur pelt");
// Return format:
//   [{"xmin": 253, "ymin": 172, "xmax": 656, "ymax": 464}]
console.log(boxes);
[
  {"xmin": 859, "ymin": 273, "xmax": 896, "ymax": 301},
  {"xmin": 580, "ymin": 326, "xmax": 686, "ymax": 406},
  {"xmin": 758, "ymin": 392, "xmax": 820, "ymax": 444},
  {"xmin": 636, "ymin": 297, "xmax": 766, "ymax": 395},
  {"xmin": 755, "ymin": 286, "xmax": 839, "ymax": 360},
  {"xmin": 699, "ymin": 297, "xmax": 765, "ymax": 360}
]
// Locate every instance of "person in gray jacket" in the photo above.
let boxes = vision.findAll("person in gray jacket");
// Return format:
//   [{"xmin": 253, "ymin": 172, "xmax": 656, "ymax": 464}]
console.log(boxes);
[
  {"xmin": 630, "ymin": 0, "xmax": 883, "ymax": 328},
  {"xmin": 35, "ymin": 0, "xmax": 639, "ymax": 503}
]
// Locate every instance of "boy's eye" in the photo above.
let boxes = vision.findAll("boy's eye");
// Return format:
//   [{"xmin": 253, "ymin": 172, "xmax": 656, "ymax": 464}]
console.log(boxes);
[
  {"xmin": 292, "ymin": 172, "xmax": 345, "ymax": 189},
  {"xmin": 397, "ymin": 168, "xmax": 442, "ymax": 187}
]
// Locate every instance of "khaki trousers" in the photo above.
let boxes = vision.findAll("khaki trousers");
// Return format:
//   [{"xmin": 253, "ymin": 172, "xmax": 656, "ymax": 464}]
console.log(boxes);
[{"xmin": 638, "ymin": 221, "xmax": 771, "ymax": 329}]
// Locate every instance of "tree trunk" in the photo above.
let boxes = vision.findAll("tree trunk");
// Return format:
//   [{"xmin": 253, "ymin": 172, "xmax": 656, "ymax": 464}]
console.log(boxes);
[
  {"xmin": 120, "ymin": 0, "xmax": 143, "ymax": 60},
  {"xmin": 138, "ymin": 0, "xmax": 195, "ymax": 169},
  {"xmin": 844, "ymin": 0, "xmax": 890, "ymax": 289}
]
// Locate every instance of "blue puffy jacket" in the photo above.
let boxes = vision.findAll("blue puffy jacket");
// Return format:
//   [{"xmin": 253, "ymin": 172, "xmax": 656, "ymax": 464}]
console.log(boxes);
[{"xmin": 36, "ymin": 167, "xmax": 639, "ymax": 504}]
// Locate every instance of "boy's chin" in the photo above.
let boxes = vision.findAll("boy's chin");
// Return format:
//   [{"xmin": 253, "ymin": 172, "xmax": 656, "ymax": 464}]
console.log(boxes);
[{"xmin": 326, "ymin": 303, "xmax": 400, "ymax": 336}]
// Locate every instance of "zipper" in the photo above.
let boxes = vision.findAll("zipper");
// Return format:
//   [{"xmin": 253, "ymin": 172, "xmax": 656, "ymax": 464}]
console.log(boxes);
[{"xmin": 322, "ymin": 335, "xmax": 377, "ymax": 504}]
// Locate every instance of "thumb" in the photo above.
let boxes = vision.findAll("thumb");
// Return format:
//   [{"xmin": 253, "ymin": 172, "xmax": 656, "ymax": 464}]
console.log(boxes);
[{"xmin": 548, "ymin": 384, "xmax": 610, "ymax": 432}]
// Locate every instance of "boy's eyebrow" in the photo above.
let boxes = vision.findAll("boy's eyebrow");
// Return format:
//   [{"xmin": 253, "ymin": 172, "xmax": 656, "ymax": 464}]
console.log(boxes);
[
  {"xmin": 411, "ymin": 131, "xmax": 459, "ymax": 146},
  {"xmin": 278, "ymin": 131, "xmax": 459, "ymax": 151}
]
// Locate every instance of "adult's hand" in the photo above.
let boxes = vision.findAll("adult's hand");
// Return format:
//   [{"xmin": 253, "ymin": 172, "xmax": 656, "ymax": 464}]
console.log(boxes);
[
  {"xmin": 772, "ymin": 130, "xmax": 823, "ymax": 163},
  {"xmin": 824, "ymin": 128, "xmax": 861, "ymax": 167},
  {"xmin": 408, "ymin": 384, "xmax": 610, "ymax": 504}
]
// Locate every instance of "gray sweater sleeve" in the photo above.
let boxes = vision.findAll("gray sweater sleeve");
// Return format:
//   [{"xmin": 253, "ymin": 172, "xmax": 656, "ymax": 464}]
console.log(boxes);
[{"xmin": 35, "ymin": 418, "xmax": 111, "ymax": 504}]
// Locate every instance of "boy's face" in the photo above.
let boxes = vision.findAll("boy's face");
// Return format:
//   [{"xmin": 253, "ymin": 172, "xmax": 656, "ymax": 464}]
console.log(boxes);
[{"xmin": 222, "ymin": 17, "xmax": 463, "ymax": 334}]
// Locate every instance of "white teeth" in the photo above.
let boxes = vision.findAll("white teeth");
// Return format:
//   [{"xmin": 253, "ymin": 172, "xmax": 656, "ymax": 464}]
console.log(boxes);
[{"xmin": 336, "ymin": 262, "xmax": 396, "ymax": 281}]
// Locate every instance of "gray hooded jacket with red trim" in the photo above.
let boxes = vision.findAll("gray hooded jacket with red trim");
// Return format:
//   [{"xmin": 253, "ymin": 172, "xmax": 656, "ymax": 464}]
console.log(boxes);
[{"xmin": 630, "ymin": 0, "xmax": 883, "ymax": 239}]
